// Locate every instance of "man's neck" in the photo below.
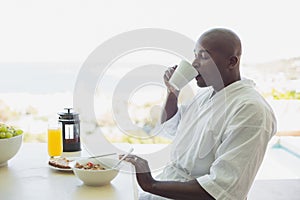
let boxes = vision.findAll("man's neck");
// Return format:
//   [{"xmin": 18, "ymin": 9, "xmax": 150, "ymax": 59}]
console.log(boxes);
[{"xmin": 213, "ymin": 76, "xmax": 241, "ymax": 92}]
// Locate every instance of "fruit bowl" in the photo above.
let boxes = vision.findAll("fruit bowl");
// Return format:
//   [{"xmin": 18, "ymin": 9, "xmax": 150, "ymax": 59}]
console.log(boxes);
[
  {"xmin": 0, "ymin": 134, "xmax": 23, "ymax": 167},
  {"xmin": 72, "ymin": 157, "xmax": 119, "ymax": 186}
]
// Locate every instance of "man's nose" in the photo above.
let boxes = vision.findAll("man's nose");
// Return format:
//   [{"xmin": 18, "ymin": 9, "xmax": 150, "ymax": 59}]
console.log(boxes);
[{"xmin": 192, "ymin": 59, "xmax": 199, "ymax": 69}]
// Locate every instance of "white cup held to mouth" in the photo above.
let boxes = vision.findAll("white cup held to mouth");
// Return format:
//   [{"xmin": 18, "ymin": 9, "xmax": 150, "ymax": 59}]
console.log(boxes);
[{"xmin": 169, "ymin": 60, "xmax": 198, "ymax": 90}]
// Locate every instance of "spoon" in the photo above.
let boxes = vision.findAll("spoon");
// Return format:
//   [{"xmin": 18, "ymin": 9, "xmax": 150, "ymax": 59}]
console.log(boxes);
[
  {"xmin": 67, "ymin": 153, "xmax": 117, "ymax": 160},
  {"xmin": 67, "ymin": 153, "xmax": 117, "ymax": 168},
  {"xmin": 112, "ymin": 147, "xmax": 134, "ymax": 169}
]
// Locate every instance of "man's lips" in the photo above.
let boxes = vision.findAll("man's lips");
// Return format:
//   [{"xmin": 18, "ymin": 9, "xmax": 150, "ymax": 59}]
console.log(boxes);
[{"xmin": 195, "ymin": 74, "xmax": 202, "ymax": 81}]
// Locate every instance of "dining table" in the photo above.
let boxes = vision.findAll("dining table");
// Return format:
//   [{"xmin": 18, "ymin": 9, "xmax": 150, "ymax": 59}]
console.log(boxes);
[
  {"xmin": 2, "ymin": 141, "xmax": 300, "ymax": 200},
  {"xmin": 0, "ymin": 143, "xmax": 138, "ymax": 200}
]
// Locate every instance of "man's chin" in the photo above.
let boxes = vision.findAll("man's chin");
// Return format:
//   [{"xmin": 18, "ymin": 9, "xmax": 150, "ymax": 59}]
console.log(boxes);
[{"xmin": 196, "ymin": 80, "xmax": 208, "ymax": 88}]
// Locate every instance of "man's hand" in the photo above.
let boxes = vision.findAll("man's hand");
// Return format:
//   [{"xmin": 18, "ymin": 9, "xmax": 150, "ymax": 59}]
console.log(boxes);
[
  {"xmin": 164, "ymin": 65, "xmax": 180, "ymax": 95},
  {"xmin": 120, "ymin": 154, "xmax": 156, "ymax": 192}
]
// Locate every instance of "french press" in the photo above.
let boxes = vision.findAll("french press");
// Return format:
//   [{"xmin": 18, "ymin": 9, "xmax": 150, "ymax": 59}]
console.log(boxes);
[{"xmin": 58, "ymin": 108, "xmax": 81, "ymax": 152}]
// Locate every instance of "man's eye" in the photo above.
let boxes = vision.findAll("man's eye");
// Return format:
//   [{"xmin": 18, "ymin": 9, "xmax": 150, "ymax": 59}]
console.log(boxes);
[{"xmin": 200, "ymin": 52, "xmax": 209, "ymax": 59}]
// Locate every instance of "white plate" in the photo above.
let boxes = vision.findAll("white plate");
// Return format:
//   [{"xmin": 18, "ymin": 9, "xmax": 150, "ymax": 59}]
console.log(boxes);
[
  {"xmin": 48, "ymin": 157, "xmax": 75, "ymax": 172},
  {"xmin": 48, "ymin": 164, "xmax": 73, "ymax": 172}
]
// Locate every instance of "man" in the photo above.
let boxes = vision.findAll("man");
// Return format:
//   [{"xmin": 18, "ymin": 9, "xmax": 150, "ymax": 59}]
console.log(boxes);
[{"xmin": 123, "ymin": 28, "xmax": 277, "ymax": 200}]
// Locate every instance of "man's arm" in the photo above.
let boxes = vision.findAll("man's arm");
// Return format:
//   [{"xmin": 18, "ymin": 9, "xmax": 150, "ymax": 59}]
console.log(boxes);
[
  {"xmin": 161, "ymin": 91, "xmax": 179, "ymax": 123},
  {"xmin": 123, "ymin": 155, "xmax": 215, "ymax": 200},
  {"xmin": 149, "ymin": 179, "xmax": 215, "ymax": 200},
  {"xmin": 161, "ymin": 66, "xmax": 180, "ymax": 123}
]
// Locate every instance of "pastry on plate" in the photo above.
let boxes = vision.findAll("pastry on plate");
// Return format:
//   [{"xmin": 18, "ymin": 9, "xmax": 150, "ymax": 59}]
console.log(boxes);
[{"xmin": 48, "ymin": 157, "xmax": 72, "ymax": 169}]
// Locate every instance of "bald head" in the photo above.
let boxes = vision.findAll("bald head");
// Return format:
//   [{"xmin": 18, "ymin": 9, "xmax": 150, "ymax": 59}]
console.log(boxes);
[
  {"xmin": 193, "ymin": 28, "xmax": 242, "ymax": 90},
  {"xmin": 199, "ymin": 28, "xmax": 242, "ymax": 58}
]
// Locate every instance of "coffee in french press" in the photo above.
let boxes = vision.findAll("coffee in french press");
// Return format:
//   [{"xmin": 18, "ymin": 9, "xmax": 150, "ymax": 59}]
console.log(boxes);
[{"xmin": 58, "ymin": 108, "xmax": 81, "ymax": 152}]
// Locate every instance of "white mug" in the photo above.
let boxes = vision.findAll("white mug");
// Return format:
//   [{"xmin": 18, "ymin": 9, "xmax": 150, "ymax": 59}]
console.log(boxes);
[{"xmin": 169, "ymin": 60, "xmax": 198, "ymax": 90}]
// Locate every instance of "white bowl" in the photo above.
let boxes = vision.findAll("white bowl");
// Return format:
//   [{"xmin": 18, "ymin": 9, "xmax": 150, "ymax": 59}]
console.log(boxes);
[
  {"xmin": 0, "ymin": 134, "xmax": 23, "ymax": 167},
  {"xmin": 72, "ymin": 157, "xmax": 119, "ymax": 186}
]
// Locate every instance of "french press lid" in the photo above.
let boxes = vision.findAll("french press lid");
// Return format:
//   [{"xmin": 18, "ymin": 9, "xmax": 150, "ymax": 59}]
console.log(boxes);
[{"xmin": 58, "ymin": 108, "xmax": 79, "ymax": 120}]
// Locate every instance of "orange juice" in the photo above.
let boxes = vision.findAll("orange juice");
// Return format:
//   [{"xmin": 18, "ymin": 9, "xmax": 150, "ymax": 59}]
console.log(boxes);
[{"xmin": 48, "ymin": 128, "xmax": 62, "ymax": 157}]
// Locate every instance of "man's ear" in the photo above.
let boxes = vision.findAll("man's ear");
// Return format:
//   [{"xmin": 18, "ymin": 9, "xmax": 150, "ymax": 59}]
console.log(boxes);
[{"xmin": 228, "ymin": 56, "xmax": 238, "ymax": 69}]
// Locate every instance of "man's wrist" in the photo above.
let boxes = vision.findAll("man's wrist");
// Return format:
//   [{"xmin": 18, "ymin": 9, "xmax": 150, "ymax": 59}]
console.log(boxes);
[
  {"xmin": 167, "ymin": 88, "xmax": 179, "ymax": 97},
  {"xmin": 146, "ymin": 178, "xmax": 158, "ymax": 193}
]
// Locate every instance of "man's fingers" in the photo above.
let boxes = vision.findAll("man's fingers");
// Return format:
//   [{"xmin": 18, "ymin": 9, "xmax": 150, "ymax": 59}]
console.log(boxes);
[
  {"xmin": 164, "ymin": 66, "xmax": 176, "ymax": 80},
  {"xmin": 120, "ymin": 154, "xmax": 139, "ymax": 163},
  {"xmin": 124, "ymin": 156, "xmax": 137, "ymax": 163},
  {"xmin": 119, "ymin": 155, "xmax": 151, "ymax": 173},
  {"xmin": 164, "ymin": 69, "xmax": 172, "ymax": 80}
]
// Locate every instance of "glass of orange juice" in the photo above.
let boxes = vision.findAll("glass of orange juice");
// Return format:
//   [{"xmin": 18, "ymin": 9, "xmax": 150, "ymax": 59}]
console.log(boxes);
[{"xmin": 47, "ymin": 122, "xmax": 62, "ymax": 157}]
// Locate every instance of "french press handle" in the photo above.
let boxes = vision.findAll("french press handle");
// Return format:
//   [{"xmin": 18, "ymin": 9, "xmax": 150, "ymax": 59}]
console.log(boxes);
[{"xmin": 64, "ymin": 108, "xmax": 73, "ymax": 113}]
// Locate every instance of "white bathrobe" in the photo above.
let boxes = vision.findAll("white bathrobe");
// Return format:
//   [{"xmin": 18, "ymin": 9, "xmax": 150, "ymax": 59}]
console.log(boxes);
[{"xmin": 141, "ymin": 79, "xmax": 277, "ymax": 200}]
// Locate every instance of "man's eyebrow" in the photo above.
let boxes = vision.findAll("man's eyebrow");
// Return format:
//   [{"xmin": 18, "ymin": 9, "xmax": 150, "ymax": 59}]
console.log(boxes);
[{"xmin": 195, "ymin": 49, "xmax": 209, "ymax": 54}]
